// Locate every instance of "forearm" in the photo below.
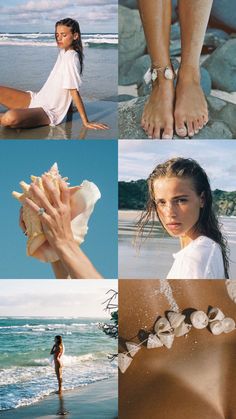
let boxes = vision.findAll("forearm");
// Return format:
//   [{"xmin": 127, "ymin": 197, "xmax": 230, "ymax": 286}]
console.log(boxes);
[
  {"xmin": 51, "ymin": 260, "xmax": 71, "ymax": 280},
  {"xmin": 54, "ymin": 240, "xmax": 103, "ymax": 279},
  {"xmin": 70, "ymin": 89, "xmax": 88, "ymax": 124}
]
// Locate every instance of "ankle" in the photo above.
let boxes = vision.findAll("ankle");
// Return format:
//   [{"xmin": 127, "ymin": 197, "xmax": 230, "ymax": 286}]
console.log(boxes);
[{"xmin": 177, "ymin": 64, "xmax": 200, "ymax": 84}]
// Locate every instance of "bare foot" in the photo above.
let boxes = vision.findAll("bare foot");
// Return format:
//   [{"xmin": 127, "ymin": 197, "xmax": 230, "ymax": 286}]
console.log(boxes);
[
  {"xmin": 174, "ymin": 67, "xmax": 208, "ymax": 138},
  {"xmin": 141, "ymin": 79, "xmax": 174, "ymax": 139}
]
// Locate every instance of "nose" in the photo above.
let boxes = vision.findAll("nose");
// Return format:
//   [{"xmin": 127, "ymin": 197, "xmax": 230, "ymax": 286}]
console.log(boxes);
[{"xmin": 161, "ymin": 201, "xmax": 177, "ymax": 217}]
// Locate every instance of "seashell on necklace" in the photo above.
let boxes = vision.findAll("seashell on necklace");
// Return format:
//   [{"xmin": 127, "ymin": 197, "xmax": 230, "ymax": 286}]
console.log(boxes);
[
  {"xmin": 12, "ymin": 163, "xmax": 101, "ymax": 263},
  {"xmin": 119, "ymin": 307, "xmax": 236, "ymax": 373}
]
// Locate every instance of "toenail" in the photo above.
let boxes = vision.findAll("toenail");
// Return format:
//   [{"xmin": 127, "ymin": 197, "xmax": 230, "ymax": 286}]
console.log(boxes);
[
  {"xmin": 178, "ymin": 128, "xmax": 186, "ymax": 133},
  {"xmin": 163, "ymin": 135, "xmax": 172, "ymax": 139},
  {"xmin": 148, "ymin": 136, "xmax": 152, "ymax": 139},
  {"xmin": 195, "ymin": 130, "xmax": 199, "ymax": 134}
]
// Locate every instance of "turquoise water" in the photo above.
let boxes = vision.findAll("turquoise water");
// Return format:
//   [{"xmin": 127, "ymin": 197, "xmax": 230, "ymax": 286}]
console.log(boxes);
[{"xmin": 0, "ymin": 317, "xmax": 117, "ymax": 411}]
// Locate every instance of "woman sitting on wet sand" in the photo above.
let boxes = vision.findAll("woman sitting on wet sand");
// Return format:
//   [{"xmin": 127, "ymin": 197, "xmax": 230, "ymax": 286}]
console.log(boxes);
[{"xmin": 0, "ymin": 18, "xmax": 108, "ymax": 131}]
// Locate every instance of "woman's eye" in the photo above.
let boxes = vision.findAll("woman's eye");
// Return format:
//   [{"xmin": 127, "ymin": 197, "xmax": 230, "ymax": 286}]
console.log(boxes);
[
  {"xmin": 156, "ymin": 200, "xmax": 166, "ymax": 207},
  {"xmin": 176, "ymin": 198, "xmax": 187, "ymax": 204}
]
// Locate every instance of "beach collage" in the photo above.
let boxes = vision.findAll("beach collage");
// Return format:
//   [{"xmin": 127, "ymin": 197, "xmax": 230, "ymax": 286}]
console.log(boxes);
[{"xmin": 0, "ymin": 0, "xmax": 236, "ymax": 418}]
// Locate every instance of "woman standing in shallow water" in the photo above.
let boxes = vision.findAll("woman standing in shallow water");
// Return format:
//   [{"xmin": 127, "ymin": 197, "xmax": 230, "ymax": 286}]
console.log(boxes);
[
  {"xmin": 50, "ymin": 335, "xmax": 64, "ymax": 394},
  {"xmin": 0, "ymin": 18, "xmax": 108, "ymax": 130},
  {"xmin": 138, "ymin": 157, "xmax": 229, "ymax": 279},
  {"xmin": 138, "ymin": 0, "xmax": 213, "ymax": 139}
]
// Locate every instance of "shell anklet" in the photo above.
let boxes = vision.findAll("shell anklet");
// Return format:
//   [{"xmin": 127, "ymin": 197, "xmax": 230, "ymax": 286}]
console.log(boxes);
[
  {"xmin": 144, "ymin": 64, "xmax": 176, "ymax": 85},
  {"xmin": 119, "ymin": 306, "xmax": 236, "ymax": 373}
]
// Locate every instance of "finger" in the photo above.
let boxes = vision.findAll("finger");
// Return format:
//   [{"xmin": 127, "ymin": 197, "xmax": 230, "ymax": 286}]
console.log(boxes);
[
  {"xmin": 30, "ymin": 183, "xmax": 55, "ymax": 216},
  {"xmin": 25, "ymin": 197, "xmax": 50, "ymax": 224},
  {"xmin": 59, "ymin": 178, "xmax": 70, "ymax": 206},
  {"xmin": 42, "ymin": 174, "xmax": 61, "ymax": 208},
  {"xmin": 19, "ymin": 207, "xmax": 27, "ymax": 234}
]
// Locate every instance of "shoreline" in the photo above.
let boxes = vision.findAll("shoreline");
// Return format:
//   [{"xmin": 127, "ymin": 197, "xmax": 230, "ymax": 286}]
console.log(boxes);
[
  {"xmin": 0, "ymin": 100, "xmax": 117, "ymax": 140},
  {"xmin": 0, "ymin": 377, "xmax": 118, "ymax": 419}
]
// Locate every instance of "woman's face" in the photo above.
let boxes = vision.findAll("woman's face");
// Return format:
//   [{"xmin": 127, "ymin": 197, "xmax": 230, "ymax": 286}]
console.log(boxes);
[
  {"xmin": 55, "ymin": 25, "xmax": 78, "ymax": 51},
  {"xmin": 153, "ymin": 176, "xmax": 204, "ymax": 240}
]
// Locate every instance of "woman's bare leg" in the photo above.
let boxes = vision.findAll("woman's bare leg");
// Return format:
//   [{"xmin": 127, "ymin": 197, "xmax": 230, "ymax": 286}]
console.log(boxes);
[
  {"xmin": 174, "ymin": 0, "xmax": 213, "ymax": 137},
  {"xmin": 55, "ymin": 364, "xmax": 62, "ymax": 393},
  {"xmin": 0, "ymin": 86, "xmax": 31, "ymax": 109},
  {"xmin": 0, "ymin": 86, "xmax": 50, "ymax": 128},
  {"xmin": 1, "ymin": 108, "xmax": 50, "ymax": 128},
  {"xmin": 138, "ymin": 0, "xmax": 174, "ymax": 139}
]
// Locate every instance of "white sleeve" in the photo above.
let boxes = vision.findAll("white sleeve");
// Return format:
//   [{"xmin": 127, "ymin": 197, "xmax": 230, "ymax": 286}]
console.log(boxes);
[
  {"xmin": 62, "ymin": 53, "xmax": 82, "ymax": 90},
  {"xmin": 182, "ymin": 243, "xmax": 224, "ymax": 279}
]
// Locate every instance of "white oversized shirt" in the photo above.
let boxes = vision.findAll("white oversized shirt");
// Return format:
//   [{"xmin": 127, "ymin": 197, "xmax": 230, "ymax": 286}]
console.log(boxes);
[
  {"xmin": 28, "ymin": 49, "xmax": 81, "ymax": 126},
  {"xmin": 167, "ymin": 236, "xmax": 225, "ymax": 279}
]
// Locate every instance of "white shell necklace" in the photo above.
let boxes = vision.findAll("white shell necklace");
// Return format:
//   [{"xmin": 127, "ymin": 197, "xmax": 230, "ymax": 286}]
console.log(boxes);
[{"xmin": 119, "ymin": 306, "xmax": 236, "ymax": 374}]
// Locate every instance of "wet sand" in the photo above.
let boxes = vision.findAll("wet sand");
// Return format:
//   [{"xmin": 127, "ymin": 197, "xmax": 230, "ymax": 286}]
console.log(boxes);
[
  {"xmin": 1, "ymin": 377, "xmax": 118, "ymax": 419},
  {"xmin": 0, "ymin": 101, "xmax": 117, "ymax": 140}
]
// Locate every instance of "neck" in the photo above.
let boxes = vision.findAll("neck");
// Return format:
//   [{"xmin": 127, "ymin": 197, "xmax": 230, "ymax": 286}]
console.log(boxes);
[{"xmin": 180, "ymin": 231, "xmax": 201, "ymax": 249}]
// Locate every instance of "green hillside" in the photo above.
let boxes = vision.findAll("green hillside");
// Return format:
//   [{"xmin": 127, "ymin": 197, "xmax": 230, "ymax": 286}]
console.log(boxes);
[{"xmin": 119, "ymin": 181, "xmax": 236, "ymax": 216}]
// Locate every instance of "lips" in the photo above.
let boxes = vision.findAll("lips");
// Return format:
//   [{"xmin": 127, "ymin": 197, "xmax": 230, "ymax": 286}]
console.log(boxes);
[{"xmin": 166, "ymin": 223, "xmax": 182, "ymax": 230}]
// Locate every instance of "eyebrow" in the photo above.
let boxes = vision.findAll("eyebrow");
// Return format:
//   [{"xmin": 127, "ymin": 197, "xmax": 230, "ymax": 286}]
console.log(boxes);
[{"xmin": 155, "ymin": 194, "xmax": 189, "ymax": 202}]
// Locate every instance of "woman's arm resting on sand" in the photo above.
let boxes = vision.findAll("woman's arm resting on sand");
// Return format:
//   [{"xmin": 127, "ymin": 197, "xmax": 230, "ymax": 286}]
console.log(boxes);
[{"xmin": 69, "ymin": 89, "xmax": 109, "ymax": 130}]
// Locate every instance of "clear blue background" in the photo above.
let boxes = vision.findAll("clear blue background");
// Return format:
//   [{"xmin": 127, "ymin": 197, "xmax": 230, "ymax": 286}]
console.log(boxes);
[{"xmin": 0, "ymin": 141, "xmax": 118, "ymax": 279}]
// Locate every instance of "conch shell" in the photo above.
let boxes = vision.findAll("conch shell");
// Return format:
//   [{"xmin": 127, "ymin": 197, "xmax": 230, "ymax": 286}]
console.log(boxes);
[
  {"xmin": 174, "ymin": 322, "xmax": 192, "ymax": 337},
  {"xmin": 208, "ymin": 307, "xmax": 225, "ymax": 322},
  {"xmin": 118, "ymin": 353, "xmax": 133, "ymax": 374},
  {"xmin": 154, "ymin": 317, "xmax": 174, "ymax": 349},
  {"xmin": 147, "ymin": 334, "xmax": 163, "ymax": 349},
  {"xmin": 154, "ymin": 317, "xmax": 172, "ymax": 335},
  {"xmin": 222, "ymin": 317, "xmax": 235, "ymax": 333},
  {"xmin": 12, "ymin": 163, "xmax": 101, "ymax": 262},
  {"xmin": 209, "ymin": 320, "xmax": 224, "ymax": 335},
  {"xmin": 190, "ymin": 311, "xmax": 209, "ymax": 329},
  {"xmin": 126, "ymin": 342, "xmax": 141, "ymax": 357},
  {"xmin": 167, "ymin": 312, "xmax": 186, "ymax": 329},
  {"xmin": 159, "ymin": 332, "xmax": 175, "ymax": 349}
]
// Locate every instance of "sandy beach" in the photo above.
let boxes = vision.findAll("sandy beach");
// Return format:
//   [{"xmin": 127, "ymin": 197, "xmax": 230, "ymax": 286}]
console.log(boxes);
[
  {"xmin": 0, "ymin": 377, "xmax": 118, "ymax": 419},
  {"xmin": 0, "ymin": 101, "xmax": 117, "ymax": 140}
]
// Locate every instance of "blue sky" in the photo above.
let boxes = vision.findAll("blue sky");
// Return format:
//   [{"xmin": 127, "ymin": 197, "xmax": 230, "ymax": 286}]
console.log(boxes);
[
  {"xmin": 0, "ymin": 0, "xmax": 117, "ymax": 33},
  {"xmin": 119, "ymin": 140, "xmax": 236, "ymax": 191},
  {"xmin": 0, "ymin": 141, "xmax": 117, "ymax": 279},
  {"xmin": 0, "ymin": 280, "xmax": 118, "ymax": 317}
]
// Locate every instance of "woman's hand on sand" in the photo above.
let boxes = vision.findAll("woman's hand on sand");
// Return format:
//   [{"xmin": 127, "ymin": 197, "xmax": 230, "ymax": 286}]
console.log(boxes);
[
  {"xmin": 24, "ymin": 175, "xmax": 75, "ymax": 251},
  {"xmin": 83, "ymin": 121, "xmax": 109, "ymax": 130}
]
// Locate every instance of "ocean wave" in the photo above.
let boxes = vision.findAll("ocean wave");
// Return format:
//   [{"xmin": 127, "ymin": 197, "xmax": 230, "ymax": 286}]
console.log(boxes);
[
  {"xmin": 0, "ymin": 364, "xmax": 117, "ymax": 411},
  {"xmin": 0, "ymin": 33, "xmax": 118, "ymax": 48}
]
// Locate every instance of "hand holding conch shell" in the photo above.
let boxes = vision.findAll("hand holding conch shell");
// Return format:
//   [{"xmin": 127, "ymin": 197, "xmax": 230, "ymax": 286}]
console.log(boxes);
[{"xmin": 13, "ymin": 163, "xmax": 102, "ymax": 279}]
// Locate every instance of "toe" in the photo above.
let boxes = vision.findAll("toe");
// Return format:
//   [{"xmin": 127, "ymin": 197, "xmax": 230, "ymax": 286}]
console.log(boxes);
[
  {"xmin": 198, "ymin": 116, "xmax": 204, "ymax": 130},
  {"xmin": 187, "ymin": 119, "xmax": 194, "ymax": 137},
  {"xmin": 162, "ymin": 124, "xmax": 173, "ymax": 139},
  {"xmin": 203, "ymin": 113, "xmax": 209, "ymax": 126},
  {"xmin": 193, "ymin": 119, "xmax": 199, "ymax": 134},
  {"xmin": 175, "ymin": 123, "xmax": 187, "ymax": 137},
  {"xmin": 147, "ymin": 123, "xmax": 154, "ymax": 139},
  {"xmin": 153, "ymin": 125, "xmax": 161, "ymax": 139},
  {"xmin": 175, "ymin": 113, "xmax": 187, "ymax": 137}
]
